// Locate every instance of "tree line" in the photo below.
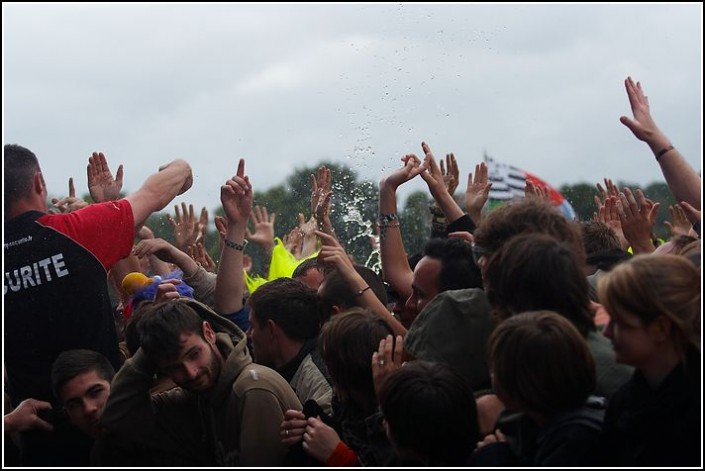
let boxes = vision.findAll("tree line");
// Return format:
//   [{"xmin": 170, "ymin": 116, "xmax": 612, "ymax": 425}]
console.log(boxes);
[{"xmin": 138, "ymin": 162, "xmax": 676, "ymax": 276}]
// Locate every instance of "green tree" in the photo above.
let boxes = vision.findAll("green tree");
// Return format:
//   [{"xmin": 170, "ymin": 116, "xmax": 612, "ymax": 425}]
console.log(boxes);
[
  {"xmin": 400, "ymin": 190, "xmax": 432, "ymax": 256},
  {"xmin": 560, "ymin": 183, "xmax": 597, "ymax": 222},
  {"xmin": 240, "ymin": 162, "xmax": 380, "ymax": 273}
]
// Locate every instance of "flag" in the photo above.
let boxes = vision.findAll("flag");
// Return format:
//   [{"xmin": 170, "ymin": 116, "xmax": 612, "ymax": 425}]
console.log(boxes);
[{"xmin": 485, "ymin": 155, "xmax": 576, "ymax": 220}]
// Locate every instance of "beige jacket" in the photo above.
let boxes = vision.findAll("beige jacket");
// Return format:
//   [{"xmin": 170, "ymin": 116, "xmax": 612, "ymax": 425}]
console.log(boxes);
[{"xmin": 101, "ymin": 299, "xmax": 302, "ymax": 466}]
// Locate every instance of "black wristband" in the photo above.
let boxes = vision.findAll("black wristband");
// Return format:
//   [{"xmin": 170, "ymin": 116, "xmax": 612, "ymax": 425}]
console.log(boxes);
[{"xmin": 656, "ymin": 145, "xmax": 674, "ymax": 161}]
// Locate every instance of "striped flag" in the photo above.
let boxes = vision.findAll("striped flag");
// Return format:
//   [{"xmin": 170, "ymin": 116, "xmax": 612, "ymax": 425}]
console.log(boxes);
[{"xmin": 485, "ymin": 155, "xmax": 576, "ymax": 220}]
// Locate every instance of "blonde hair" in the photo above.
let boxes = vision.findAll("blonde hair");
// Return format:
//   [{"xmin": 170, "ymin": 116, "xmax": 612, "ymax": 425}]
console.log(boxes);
[{"xmin": 597, "ymin": 254, "xmax": 701, "ymax": 356}]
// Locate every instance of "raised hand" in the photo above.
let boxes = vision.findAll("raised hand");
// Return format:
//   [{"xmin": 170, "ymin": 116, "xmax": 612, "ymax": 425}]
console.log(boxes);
[
  {"xmin": 283, "ymin": 223, "xmax": 304, "ymax": 259},
  {"xmin": 220, "ymin": 159, "xmax": 252, "ymax": 226},
  {"xmin": 594, "ymin": 176, "xmax": 617, "ymax": 215},
  {"xmin": 52, "ymin": 177, "xmax": 89, "ymax": 213},
  {"xmin": 187, "ymin": 242, "xmax": 216, "ymax": 273},
  {"xmin": 198, "ymin": 207, "xmax": 209, "ymax": 242},
  {"xmin": 87, "ymin": 151, "xmax": 123, "ymax": 202},
  {"xmin": 310, "ymin": 166, "xmax": 332, "ymax": 219},
  {"xmin": 664, "ymin": 204, "xmax": 691, "ymax": 237},
  {"xmin": 419, "ymin": 141, "xmax": 466, "ymax": 223},
  {"xmin": 167, "ymin": 202, "xmax": 201, "ymax": 251},
  {"xmin": 246, "ymin": 205, "xmax": 276, "ymax": 250},
  {"xmin": 596, "ymin": 196, "xmax": 629, "ymax": 250},
  {"xmin": 418, "ymin": 142, "xmax": 448, "ymax": 199},
  {"xmin": 620, "ymin": 77, "xmax": 663, "ymax": 144},
  {"xmin": 616, "ymin": 187, "xmax": 659, "ymax": 254},
  {"xmin": 440, "ymin": 152, "xmax": 460, "ymax": 197},
  {"xmin": 679, "ymin": 201, "xmax": 701, "ymax": 227},
  {"xmin": 381, "ymin": 153, "xmax": 428, "ymax": 190},
  {"xmin": 133, "ymin": 238, "xmax": 182, "ymax": 265},
  {"xmin": 371, "ymin": 334, "xmax": 404, "ymax": 398},
  {"xmin": 300, "ymin": 214, "xmax": 319, "ymax": 259},
  {"xmin": 316, "ymin": 232, "xmax": 349, "ymax": 271},
  {"xmin": 214, "ymin": 215, "xmax": 228, "ymax": 239},
  {"xmin": 465, "ymin": 162, "xmax": 492, "ymax": 225},
  {"xmin": 525, "ymin": 179, "xmax": 549, "ymax": 201},
  {"xmin": 188, "ymin": 242, "xmax": 217, "ymax": 273}
]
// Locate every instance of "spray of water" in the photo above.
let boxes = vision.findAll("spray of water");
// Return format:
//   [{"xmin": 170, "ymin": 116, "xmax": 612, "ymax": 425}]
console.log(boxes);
[{"xmin": 333, "ymin": 181, "xmax": 381, "ymax": 272}]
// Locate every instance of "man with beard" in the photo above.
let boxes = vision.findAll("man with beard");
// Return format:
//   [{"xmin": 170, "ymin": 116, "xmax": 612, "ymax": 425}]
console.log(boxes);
[{"xmin": 101, "ymin": 298, "xmax": 302, "ymax": 466}]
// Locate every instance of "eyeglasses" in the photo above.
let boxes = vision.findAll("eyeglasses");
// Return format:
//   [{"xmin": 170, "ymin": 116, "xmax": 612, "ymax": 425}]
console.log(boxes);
[{"xmin": 471, "ymin": 242, "xmax": 491, "ymax": 267}]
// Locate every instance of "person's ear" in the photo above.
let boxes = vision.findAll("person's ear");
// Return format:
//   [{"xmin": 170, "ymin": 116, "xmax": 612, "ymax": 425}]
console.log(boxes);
[
  {"xmin": 34, "ymin": 172, "xmax": 46, "ymax": 196},
  {"xmin": 266, "ymin": 319, "xmax": 280, "ymax": 340},
  {"xmin": 202, "ymin": 321, "xmax": 216, "ymax": 345},
  {"xmin": 649, "ymin": 314, "xmax": 672, "ymax": 343}
]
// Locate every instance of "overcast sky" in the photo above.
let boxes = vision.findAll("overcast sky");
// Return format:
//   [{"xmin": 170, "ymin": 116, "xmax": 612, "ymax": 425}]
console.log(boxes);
[{"xmin": 3, "ymin": 3, "xmax": 702, "ymax": 217}]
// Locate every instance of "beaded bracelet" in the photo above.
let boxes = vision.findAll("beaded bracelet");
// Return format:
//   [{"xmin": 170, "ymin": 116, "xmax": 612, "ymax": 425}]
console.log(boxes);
[{"xmin": 379, "ymin": 212, "xmax": 398, "ymax": 224}]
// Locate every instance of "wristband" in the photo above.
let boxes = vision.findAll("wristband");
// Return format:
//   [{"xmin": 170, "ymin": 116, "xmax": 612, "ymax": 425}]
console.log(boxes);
[
  {"xmin": 656, "ymin": 145, "xmax": 674, "ymax": 161},
  {"xmin": 224, "ymin": 239, "xmax": 248, "ymax": 251},
  {"xmin": 355, "ymin": 286, "xmax": 372, "ymax": 297}
]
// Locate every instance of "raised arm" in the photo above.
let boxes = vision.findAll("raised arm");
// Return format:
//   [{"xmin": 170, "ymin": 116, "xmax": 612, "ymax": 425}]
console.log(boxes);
[
  {"xmin": 378, "ymin": 154, "xmax": 427, "ymax": 300},
  {"xmin": 166, "ymin": 202, "xmax": 203, "ymax": 252},
  {"xmin": 133, "ymin": 238, "xmax": 200, "ymax": 278},
  {"xmin": 620, "ymin": 77, "xmax": 701, "ymax": 212},
  {"xmin": 51, "ymin": 177, "xmax": 89, "ymax": 213},
  {"xmin": 429, "ymin": 152, "xmax": 460, "ymax": 238},
  {"xmin": 87, "ymin": 151, "xmax": 124, "ymax": 203},
  {"xmin": 465, "ymin": 162, "xmax": 492, "ymax": 227},
  {"xmin": 125, "ymin": 159, "xmax": 193, "ymax": 228},
  {"xmin": 246, "ymin": 205, "xmax": 276, "ymax": 259},
  {"xmin": 418, "ymin": 142, "xmax": 465, "ymax": 223},
  {"xmin": 214, "ymin": 159, "xmax": 252, "ymax": 315},
  {"xmin": 311, "ymin": 166, "xmax": 335, "ymax": 238},
  {"xmin": 317, "ymin": 231, "xmax": 406, "ymax": 337}
]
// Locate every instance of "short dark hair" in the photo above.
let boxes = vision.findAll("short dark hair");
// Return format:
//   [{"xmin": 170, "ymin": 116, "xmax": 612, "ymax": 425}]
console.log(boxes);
[
  {"xmin": 247, "ymin": 278, "xmax": 320, "ymax": 341},
  {"xmin": 379, "ymin": 360, "xmax": 479, "ymax": 466},
  {"xmin": 291, "ymin": 258, "xmax": 321, "ymax": 280},
  {"xmin": 137, "ymin": 300, "xmax": 205, "ymax": 362},
  {"xmin": 489, "ymin": 311, "xmax": 595, "ymax": 418},
  {"xmin": 422, "ymin": 238, "xmax": 482, "ymax": 291},
  {"xmin": 319, "ymin": 308, "xmax": 393, "ymax": 410},
  {"xmin": 669, "ymin": 234, "xmax": 699, "ymax": 253},
  {"xmin": 4, "ymin": 144, "xmax": 41, "ymax": 211},
  {"xmin": 581, "ymin": 221, "xmax": 621, "ymax": 255},
  {"xmin": 474, "ymin": 198, "xmax": 585, "ymax": 264},
  {"xmin": 51, "ymin": 350, "xmax": 115, "ymax": 402},
  {"xmin": 485, "ymin": 233, "xmax": 594, "ymax": 337},
  {"xmin": 319, "ymin": 265, "xmax": 387, "ymax": 322},
  {"xmin": 124, "ymin": 301, "xmax": 154, "ymax": 357}
]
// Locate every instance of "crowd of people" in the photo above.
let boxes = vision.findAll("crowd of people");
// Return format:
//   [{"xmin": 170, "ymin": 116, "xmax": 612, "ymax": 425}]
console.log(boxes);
[{"xmin": 3, "ymin": 77, "xmax": 701, "ymax": 466}]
